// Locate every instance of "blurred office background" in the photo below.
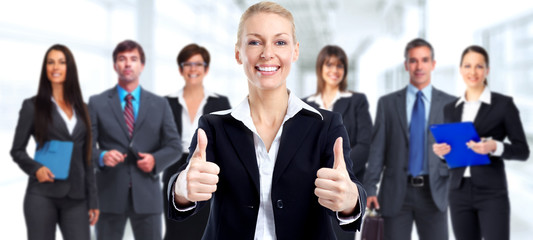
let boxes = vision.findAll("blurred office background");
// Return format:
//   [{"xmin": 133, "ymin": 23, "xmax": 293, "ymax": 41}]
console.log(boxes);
[{"xmin": 1, "ymin": 0, "xmax": 532, "ymax": 239}]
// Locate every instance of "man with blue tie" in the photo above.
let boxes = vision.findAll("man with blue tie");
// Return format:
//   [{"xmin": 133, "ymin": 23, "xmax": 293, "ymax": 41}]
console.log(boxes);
[
  {"xmin": 89, "ymin": 40, "xmax": 180, "ymax": 240},
  {"xmin": 363, "ymin": 38, "xmax": 455, "ymax": 240}
]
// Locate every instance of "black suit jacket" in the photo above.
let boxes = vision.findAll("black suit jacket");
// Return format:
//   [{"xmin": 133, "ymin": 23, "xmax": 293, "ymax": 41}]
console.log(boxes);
[
  {"xmin": 11, "ymin": 97, "xmax": 98, "ymax": 209},
  {"xmin": 444, "ymin": 92, "xmax": 529, "ymax": 189},
  {"xmin": 304, "ymin": 92, "xmax": 372, "ymax": 180},
  {"xmin": 89, "ymin": 86, "xmax": 181, "ymax": 214},
  {"xmin": 168, "ymin": 109, "xmax": 366, "ymax": 240},
  {"xmin": 165, "ymin": 94, "xmax": 231, "ymax": 136}
]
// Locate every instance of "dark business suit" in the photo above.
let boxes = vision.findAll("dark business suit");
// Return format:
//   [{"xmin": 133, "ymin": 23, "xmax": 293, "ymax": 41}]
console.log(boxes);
[
  {"xmin": 304, "ymin": 92, "xmax": 372, "ymax": 240},
  {"xmin": 364, "ymin": 86, "xmax": 454, "ymax": 240},
  {"xmin": 444, "ymin": 92, "xmax": 529, "ymax": 240},
  {"xmin": 89, "ymin": 86, "xmax": 181, "ymax": 240},
  {"xmin": 162, "ymin": 94, "xmax": 230, "ymax": 240},
  {"xmin": 167, "ymin": 108, "xmax": 366, "ymax": 240},
  {"xmin": 11, "ymin": 97, "xmax": 97, "ymax": 240}
]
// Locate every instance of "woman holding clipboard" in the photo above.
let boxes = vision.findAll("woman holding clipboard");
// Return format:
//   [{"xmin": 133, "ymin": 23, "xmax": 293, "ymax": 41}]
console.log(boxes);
[
  {"xmin": 10, "ymin": 44, "xmax": 99, "ymax": 240},
  {"xmin": 432, "ymin": 45, "xmax": 529, "ymax": 240}
]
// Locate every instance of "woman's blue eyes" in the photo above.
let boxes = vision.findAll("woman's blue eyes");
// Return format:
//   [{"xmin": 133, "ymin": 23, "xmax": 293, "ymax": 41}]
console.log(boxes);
[{"xmin": 247, "ymin": 40, "xmax": 288, "ymax": 46}]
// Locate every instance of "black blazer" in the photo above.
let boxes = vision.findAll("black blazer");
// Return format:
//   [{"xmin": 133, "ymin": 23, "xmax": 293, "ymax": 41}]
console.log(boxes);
[
  {"xmin": 304, "ymin": 92, "xmax": 372, "ymax": 180},
  {"xmin": 165, "ymin": 94, "xmax": 231, "ymax": 136},
  {"xmin": 11, "ymin": 97, "xmax": 98, "ymax": 209},
  {"xmin": 162, "ymin": 94, "xmax": 231, "ymax": 181},
  {"xmin": 444, "ymin": 92, "xmax": 529, "ymax": 189},
  {"xmin": 167, "ymin": 109, "xmax": 366, "ymax": 240}
]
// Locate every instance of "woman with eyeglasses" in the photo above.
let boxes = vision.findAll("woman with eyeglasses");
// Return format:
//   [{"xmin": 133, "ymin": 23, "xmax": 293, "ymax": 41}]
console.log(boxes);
[
  {"xmin": 162, "ymin": 43, "xmax": 231, "ymax": 240},
  {"xmin": 303, "ymin": 45, "xmax": 372, "ymax": 240}
]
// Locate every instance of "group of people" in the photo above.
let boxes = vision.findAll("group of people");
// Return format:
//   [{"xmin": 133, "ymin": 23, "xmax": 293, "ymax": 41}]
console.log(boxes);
[{"xmin": 9, "ymin": 1, "xmax": 529, "ymax": 240}]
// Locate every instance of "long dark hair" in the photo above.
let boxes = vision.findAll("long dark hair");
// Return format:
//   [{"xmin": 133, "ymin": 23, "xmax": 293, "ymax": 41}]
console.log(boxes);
[
  {"xmin": 34, "ymin": 44, "xmax": 92, "ymax": 166},
  {"xmin": 460, "ymin": 45, "xmax": 489, "ymax": 86},
  {"xmin": 315, "ymin": 45, "xmax": 348, "ymax": 94}
]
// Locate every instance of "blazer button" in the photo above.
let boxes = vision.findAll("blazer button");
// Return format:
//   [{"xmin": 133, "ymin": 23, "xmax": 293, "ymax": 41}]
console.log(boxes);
[{"xmin": 276, "ymin": 199, "xmax": 284, "ymax": 209}]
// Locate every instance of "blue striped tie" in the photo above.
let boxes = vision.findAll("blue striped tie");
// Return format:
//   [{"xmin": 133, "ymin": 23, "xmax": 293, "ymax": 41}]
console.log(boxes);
[{"xmin": 409, "ymin": 91, "xmax": 425, "ymax": 176}]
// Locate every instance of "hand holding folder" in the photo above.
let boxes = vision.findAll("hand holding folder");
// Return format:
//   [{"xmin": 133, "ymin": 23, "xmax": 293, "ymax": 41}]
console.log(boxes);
[
  {"xmin": 34, "ymin": 140, "xmax": 74, "ymax": 180},
  {"xmin": 430, "ymin": 122, "xmax": 490, "ymax": 168}
]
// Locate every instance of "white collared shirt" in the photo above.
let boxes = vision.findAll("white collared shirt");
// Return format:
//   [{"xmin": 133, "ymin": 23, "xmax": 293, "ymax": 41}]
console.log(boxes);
[
  {"xmin": 168, "ymin": 88, "xmax": 219, "ymax": 153},
  {"xmin": 306, "ymin": 91, "xmax": 353, "ymax": 111},
  {"xmin": 174, "ymin": 90, "xmax": 360, "ymax": 239},
  {"xmin": 455, "ymin": 86, "xmax": 503, "ymax": 177},
  {"xmin": 51, "ymin": 97, "xmax": 77, "ymax": 135}
]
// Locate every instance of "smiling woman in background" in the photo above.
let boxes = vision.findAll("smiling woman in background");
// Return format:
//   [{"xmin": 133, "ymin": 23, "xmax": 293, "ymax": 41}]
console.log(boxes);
[
  {"xmin": 303, "ymin": 44, "xmax": 372, "ymax": 240},
  {"xmin": 10, "ymin": 44, "xmax": 99, "ymax": 240},
  {"xmin": 433, "ymin": 45, "xmax": 529, "ymax": 240},
  {"xmin": 162, "ymin": 43, "xmax": 231, "ymax": 240}
]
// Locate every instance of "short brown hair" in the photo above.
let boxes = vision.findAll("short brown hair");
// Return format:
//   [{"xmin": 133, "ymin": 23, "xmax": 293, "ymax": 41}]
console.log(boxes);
[
  {"xmin": 177, "ymin": 43, "xmax": 210, "ymax": 71},
  {"xmin": 236, "ymin": 1, "xmax": 296, "ymax": 47},
  {"xmin": 112, "ymin": 39, "xmax": 145, "ymax": 64}
]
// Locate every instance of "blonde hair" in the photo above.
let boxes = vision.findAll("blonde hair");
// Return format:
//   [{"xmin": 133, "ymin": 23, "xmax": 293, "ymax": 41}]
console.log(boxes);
[{"xmin": 236, "ymin": 1, "xmax": 296, "ymax": 47}]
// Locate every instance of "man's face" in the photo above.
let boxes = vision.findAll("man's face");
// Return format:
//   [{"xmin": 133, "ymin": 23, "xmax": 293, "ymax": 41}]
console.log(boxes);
[
  {"xmin": 404, "ymin": 46, "xmax": 435, "ymax": 89},
  {"xmin": 114, "ymin": 48, "xmax": 144, "ymax": 83}
]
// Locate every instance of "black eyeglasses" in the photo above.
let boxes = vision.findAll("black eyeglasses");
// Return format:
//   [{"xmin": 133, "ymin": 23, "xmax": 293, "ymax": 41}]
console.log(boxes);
[{"xmin": 180, "ymin": 62, "xmax": 207, "ymax": 68}]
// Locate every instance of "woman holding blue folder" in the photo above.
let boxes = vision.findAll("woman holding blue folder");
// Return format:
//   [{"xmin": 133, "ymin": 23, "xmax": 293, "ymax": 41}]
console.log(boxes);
[
  {"xmin": 432, "ymin": 45, "xmax": 529, "ymax": 240},
  {"xmin": 10, "ymin": 44, "xmax": 99, "ymax": 240}
]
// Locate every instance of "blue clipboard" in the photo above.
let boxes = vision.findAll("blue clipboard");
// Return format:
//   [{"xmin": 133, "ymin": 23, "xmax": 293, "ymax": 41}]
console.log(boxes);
[
  {"xmin": 34, "ymin": 140, "xmax": 74, "ymax": 180},
  {"xmin": 430, "ymin": 122, "xmax": 490, "ymax": 168}
]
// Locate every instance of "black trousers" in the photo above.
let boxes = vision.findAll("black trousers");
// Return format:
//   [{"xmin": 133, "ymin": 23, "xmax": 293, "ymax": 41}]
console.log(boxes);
[
  {"xmin": 162, "ymin": 153, "xmax": 210, "ymax": 240},
  {"xmin": 383, "ymin": 181, "xmax": 448, "ymax": 240},
  {"xmin": 24, "ymin": 193, "xmax": 90, "ymax": 240},
  {"xmin": 449, "ymin": 178, "xmax": 510, "ymax": 240}
]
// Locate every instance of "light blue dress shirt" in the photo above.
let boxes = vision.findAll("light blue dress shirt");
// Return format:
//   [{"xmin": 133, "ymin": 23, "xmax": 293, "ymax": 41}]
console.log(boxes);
[
  {"xmin": 406, "ymin": 83, "xmax": 432, "ymax": 175},
  {"xmin": 99, "ymin": 85, "xmax": 141, "ymax": 166}
]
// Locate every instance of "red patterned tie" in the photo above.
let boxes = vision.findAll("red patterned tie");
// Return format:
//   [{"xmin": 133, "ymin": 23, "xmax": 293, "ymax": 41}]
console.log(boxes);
[{"xmin": 124, "ymin": 94, "xmax": 134, "ymax": 138}]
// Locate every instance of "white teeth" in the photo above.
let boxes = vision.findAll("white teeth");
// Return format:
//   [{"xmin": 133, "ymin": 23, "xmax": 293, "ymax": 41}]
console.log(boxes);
[
  {"xmin": 189, "ymin": 74, "xmax": 198, "ymax": 78},
  {"xmin": 53, "ymin": 73, "xmax": 61, "ymax": 77},
  {"xmin": 257, "ymin": 66, "xmax": 278, "ymax": 72}
]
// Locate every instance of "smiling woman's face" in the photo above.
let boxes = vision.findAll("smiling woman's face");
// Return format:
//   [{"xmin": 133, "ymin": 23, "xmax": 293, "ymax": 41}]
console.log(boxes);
[{"xmin": 235, "ymin": 12, "xmax": 299, "ymax": 91}]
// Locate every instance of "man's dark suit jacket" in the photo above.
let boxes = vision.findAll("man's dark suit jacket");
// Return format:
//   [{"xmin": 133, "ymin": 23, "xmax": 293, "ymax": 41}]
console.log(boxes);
[
  {"xmin": 168, "ymin": 108, "xmax": 366, "ymax": 240},
  {"xmin": 444, "ymin": 92, "xmax": 529, "ymax": 189},
  {"xmin": 11, "ymin": 97, "xmax": 97, "ymax": 209},
  {"xmin": 364, "ymin": 86, "xmax": 455, "ymax": 217},
  {"xmin": 304, "ymin": 92, "xmax": 373, "ymax": 181},
  {"xmin": 89, "ymin": 86, "xmax": 180, "ymax": 214}
]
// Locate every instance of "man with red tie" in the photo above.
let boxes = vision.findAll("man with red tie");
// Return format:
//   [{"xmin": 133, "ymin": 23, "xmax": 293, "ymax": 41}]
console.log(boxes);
[{"xmin": 88, "ymin": 39, "xmax": 180, "ymax": 240}]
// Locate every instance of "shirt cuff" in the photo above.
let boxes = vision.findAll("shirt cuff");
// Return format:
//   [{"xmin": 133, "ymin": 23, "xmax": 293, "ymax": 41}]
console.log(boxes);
[
  {"xmin": 490, "ymin": 140, "xmax": 504, "ymax": 157},
  {"xmin": 172, "ymin": 163, "xmax": 196, "ymax": 212},
  {"xmin": 336, "ymin": 196, "xmax": 363, "ymax": 225},
  {"xmin": 99, "ymin": 151, "xmax": 107, "ymax": 167}
]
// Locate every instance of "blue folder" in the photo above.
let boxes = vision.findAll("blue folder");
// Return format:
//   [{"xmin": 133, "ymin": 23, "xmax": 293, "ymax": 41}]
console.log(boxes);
[
  {"xmin": 34, "ymin": 140, "xmax": 74, "ymax": 180},
  {"xmin": 430, "ymin": 122, "xmax": 490, "ymax": 168}
]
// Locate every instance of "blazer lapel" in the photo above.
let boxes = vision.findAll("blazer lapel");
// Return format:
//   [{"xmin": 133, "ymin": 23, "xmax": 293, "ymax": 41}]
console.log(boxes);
[
  {"xmin": 332, "ymin": 97, "xmax": 350, "ymax": 117},
  {"xmin": 132, "ymin": 88, "xmax": 149, "ymax": 138},
  {"xmin": 452, "ymin": 102, "xmax": 464, "ymax": 122},
  {"xmin": 51, "ymin": 106, "xmax": 71, "ymax": 138},
  {"xmin": 224, "ymin": 120, "xmax": 260, "ymax": 194},
  {"xmin": 395, "ymin": 88, "xmax": 409, "ymax": 141},
  {"xmin": 272, "ymin": 112, "xmax": 317, "ymax": 186},
  {"xmin": 473, "ymin": 102, "xmax": 490, "ymax": 129},
  {"xmin": 108, "ymin": 88, "xmax": 130, "ymax": 139}
]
